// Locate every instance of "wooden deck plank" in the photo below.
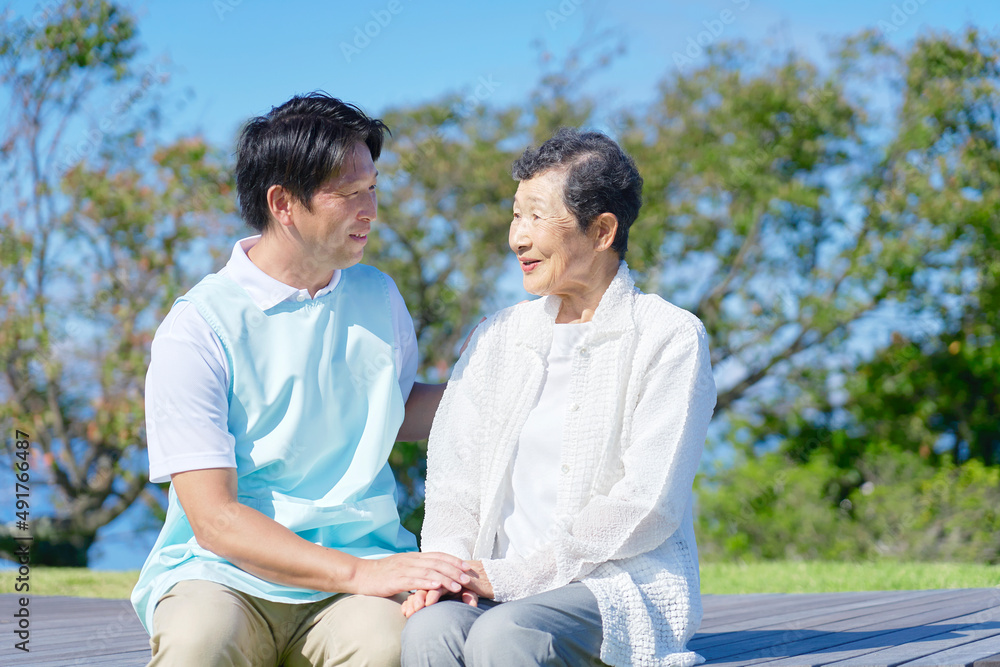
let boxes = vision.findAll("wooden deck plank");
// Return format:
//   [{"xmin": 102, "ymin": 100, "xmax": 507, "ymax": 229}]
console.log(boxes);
[
  {"xmin": 748, "ymin": 603, "xmax": 1000, "ymax": 667},
  {"xmin": 0, "ymin": 595, "xmax": 147, "ymax": 666},
  {"xmin": 824, "ymin": 624, "xmax": 1000, "ymax": 666},
  {"xmin": 693, "ymin": 590, "xmax": 986, "ymax": 655},
  {"xmin": 701, "ymin": 592, "xmax": 915, "ymax": 619},
  {"xmin": 696, "ymin": 590, "xmax": 998, "ymax": 666},
  {"xmin": 899, "ymin": 633, "xmax": 1000, "ymax": 667},
  {"xmin": 701, "ymin": 592, "xmax": 889, "ymax": 616},
  {"xmin": 697, "ymin": 590, "xmax": 954, "ymax": 641},
  {"xmin": 26, "ymin": 649, "xmax": 150, "ymax": 667},
  {"xmin": 818, "ymin": 592, "xmax": 1000, "ymax": 667},
  {"xmin": 9, "ymin": 635, "xmax": 150, "ymax": 657},
  {"xmin": 695, "ymin": 590, "xmax": 967, "ymax": 644},
  {"xmin": 700, "ymin": 591, "xmax": 936, "ymax": 629}
]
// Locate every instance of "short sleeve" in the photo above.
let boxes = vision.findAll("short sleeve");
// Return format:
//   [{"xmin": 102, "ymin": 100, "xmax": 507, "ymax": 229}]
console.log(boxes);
[{"xmin": 144, "ymin": 301, "xmax": 237, "ymax": 483}]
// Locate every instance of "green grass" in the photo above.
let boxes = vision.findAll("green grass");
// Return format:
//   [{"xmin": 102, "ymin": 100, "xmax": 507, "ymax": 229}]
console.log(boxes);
[
  {"xmin": 2, "ymin": 562, "xmax": 998, "ymax": 598},
  {"xmin": 701, "ymin": 560, "xmax": 1000, "ymax": 594},
  {"xmin": 1, "ymin": 567, "xmax": 140, "ymax": 599}
]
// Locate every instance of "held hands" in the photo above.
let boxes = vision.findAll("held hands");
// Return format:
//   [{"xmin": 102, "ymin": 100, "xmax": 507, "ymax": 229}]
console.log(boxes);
[
  {"xmin": 463, "ymin": 559, "xmax": 494, "ymax": 599},
  {"xmin": 400, "ymin": 559, "xmax": 494, "ymax": 617},
  {"xmin": 401, "ymin": 587, "xmax": 478, "ymax": 618},
  {"xmin": 353, "ymin": 551, "xmax": 472, "ymax": 598}
]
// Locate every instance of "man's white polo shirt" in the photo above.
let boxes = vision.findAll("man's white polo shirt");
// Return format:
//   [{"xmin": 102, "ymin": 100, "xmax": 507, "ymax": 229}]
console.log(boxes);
[{"xmin": 144, "ymin": 235, "xmax": 418, "ymax": 483}]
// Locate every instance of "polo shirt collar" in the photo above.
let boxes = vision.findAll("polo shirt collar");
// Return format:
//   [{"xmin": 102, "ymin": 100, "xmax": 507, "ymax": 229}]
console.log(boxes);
[{"xmin": 222, "ymin": 235, "xmax": 341, "ymax": 311}]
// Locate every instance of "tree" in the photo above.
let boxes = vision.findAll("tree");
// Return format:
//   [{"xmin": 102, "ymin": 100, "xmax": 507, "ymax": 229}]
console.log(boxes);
[
  {"xmin": 0, "ymin": 0, "xmax": 236, "ymax": 565},
  {"xmin": 371, "ymin": 27, "xmax": 1000, "ymax": 540},
  {"xmin": 717, "ymin": 27, "xmax": 1000, "ymax": 468},
  {"xmin": 691, "ymin": 28, "xmax": 1000, "ymax": 562},
  {"xmin": 624, "ymin": 29, "xmax": 998, "ymax": 420}
]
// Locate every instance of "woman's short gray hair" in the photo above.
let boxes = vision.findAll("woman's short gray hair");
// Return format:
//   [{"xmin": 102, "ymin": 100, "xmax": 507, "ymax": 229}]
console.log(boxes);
[{"xmin": 511, "ymin": 128, "xmax": 643, "ymax": 259}]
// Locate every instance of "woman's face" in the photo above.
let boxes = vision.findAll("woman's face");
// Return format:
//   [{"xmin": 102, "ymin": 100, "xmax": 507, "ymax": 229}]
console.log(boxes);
[{"xmin": 509, "ymin": 169, "xmax": 600, "ymax": 297}]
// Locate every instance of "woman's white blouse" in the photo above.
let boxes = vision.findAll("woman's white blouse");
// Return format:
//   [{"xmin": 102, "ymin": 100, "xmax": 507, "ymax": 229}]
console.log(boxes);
[
  {"xmin": 495, "ymin": 322, "xmax": 593, "ymax": 560},
  {"xmin": 422, "ymin": 262, "xmax": 716, "ymax": 667}
]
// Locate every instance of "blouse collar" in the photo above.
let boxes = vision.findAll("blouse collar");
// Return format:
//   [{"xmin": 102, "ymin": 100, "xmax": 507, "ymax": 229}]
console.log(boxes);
[{"xmin": 517, "ymin": 260, "xmax": 637, "ymax": 357}]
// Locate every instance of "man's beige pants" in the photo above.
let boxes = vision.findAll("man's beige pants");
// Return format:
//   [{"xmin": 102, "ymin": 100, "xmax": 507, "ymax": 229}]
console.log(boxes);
[{"xmin": 147, "ymin": 580, "xmax": 407, "ymax": 666}]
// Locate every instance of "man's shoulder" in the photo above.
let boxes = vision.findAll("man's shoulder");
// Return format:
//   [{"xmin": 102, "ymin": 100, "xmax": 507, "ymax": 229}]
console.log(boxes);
[
  {"xmin": 344, "ymin": 263, "xmax": 401, "ymax": 299},
  {"xmin": 344, "ymin": 262, "xmax": 389, "ymax": 283},
  {"xmin": 180, "ymin": 272, "xmax": 241, "ymax": 300},
  {"xmin": 155, "ymin": 300, "xmax": 208, "ymax": 340},
  {"xmin": 155, "ymin": 274, "xmax": 233, "ymax": 340}
]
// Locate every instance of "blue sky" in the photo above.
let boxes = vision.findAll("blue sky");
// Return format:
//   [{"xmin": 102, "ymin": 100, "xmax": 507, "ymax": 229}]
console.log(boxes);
[
  {"xmin": 14, "ymin": 0, "xmax": 998, "ymax": 150},
  {"xmin": 131, "ymin": 0, "xmax": 999, "ymax": 148},
  {"xmin": 4, "ymin": 0, "xmax": 999, "ymax": 569}
]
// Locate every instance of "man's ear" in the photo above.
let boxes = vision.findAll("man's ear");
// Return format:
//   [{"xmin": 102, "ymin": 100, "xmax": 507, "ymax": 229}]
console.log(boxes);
[
  {"xmin": 266, "ymin": 184, "xmax": 295, "ymax": 228},
  {"xmin": 591, "ymin": 212, "xmax": 618, "ymax": 253}
]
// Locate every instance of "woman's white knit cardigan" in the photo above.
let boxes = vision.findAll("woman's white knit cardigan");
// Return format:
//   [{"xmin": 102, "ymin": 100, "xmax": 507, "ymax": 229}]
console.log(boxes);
[{"xmin": 422, "ymin": 262, "xmax": 717, "ymax": 667}]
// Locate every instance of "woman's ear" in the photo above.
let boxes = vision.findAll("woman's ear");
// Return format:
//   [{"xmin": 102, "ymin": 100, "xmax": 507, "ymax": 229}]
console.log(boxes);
[{"xmin": 591, "ymin": 212, "xmax": 618, "ymax": 252}]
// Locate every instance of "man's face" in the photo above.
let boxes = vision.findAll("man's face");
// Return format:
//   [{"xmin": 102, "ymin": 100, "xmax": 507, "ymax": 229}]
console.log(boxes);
[{"xmin": 289, "ymin": 141, "xmax": 378, "ymax": 270}]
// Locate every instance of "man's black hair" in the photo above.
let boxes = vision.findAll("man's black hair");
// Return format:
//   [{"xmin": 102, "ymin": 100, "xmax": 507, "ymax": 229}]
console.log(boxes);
[{"xmin": 235, "ymin": 92, "xmax": 389, "ymax": 232}]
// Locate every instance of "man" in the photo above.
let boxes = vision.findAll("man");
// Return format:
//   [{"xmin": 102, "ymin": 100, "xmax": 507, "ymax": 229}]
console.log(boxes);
[{"xmin": 131, "ymin": 93, "xmax": 468, "ymax": 666}]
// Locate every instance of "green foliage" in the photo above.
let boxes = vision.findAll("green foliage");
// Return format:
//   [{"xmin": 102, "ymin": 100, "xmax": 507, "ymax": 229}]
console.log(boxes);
[
  {"xmin": 374, "ymin": 28, "xmax": 1000, "ymax": 540},
  {"xmin": 850, "ymin": 452, "xmax": 1000, "ymax": 562},
  {"xmin": 697, "ymin": 452, "xmax": 861, "ymax": 561},
  {"xmin": 836, "ymin": 335, "xmax": 1000, "ymax": 465},
  {"xmin": 696, "ymin": 448, "xmax": 1000, "ymax": 563},
  {"xmin": 373, "ymin": 99, "xmax": 523, "ymax": 375},
  {"xmin": 691, "ymin": 27, "xmax": 999, "ymax": 564},
  {"xmin": 0, "ymin": 1, "xmax": 236, "ymax": 565}
]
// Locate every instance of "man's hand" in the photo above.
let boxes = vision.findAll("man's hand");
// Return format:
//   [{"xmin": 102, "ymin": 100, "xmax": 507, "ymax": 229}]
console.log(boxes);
[
  {"xmin": 464, "ymin": 560, "xmax": 494, "ymax": 599},
  {"xmin": 401, "ymin": 587, "xmax": 479, "ymax": 618},
  {"xmin": 459, "ymin": 317, "xmax": 487, "ymax": 356},
  {"xmin": 353, "ymin": 552, "xmax": 473, "ymax": 598}
]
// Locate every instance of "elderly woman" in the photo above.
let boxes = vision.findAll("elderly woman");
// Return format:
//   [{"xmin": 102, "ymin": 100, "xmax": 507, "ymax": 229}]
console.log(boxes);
[{"xmin": 400, "ymin": 129, "xmax": 716, "ymax": 667}]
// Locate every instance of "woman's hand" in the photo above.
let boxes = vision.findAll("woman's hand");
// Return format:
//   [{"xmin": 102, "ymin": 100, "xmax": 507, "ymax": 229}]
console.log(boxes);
[
  {"xmin": 464, "ymin": 560, "xmax": 494, "ymax": 599},
  {"xmin": 401, "ymin": 587, "xmax": 479, "ymax": 618}
]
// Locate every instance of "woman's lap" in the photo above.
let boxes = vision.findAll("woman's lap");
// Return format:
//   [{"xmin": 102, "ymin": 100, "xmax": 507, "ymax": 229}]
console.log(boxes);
[{"xmin": 401, "ymin": 582, "xmax": 605, "ymax": 667}]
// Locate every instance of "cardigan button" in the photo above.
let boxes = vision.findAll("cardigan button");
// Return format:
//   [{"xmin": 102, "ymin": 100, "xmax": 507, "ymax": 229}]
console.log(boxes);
[
  {"xmin": 561, "ymin": 464, "xmax": 570, "ymax": 474},
  {"xmin": 569, "ymin": 403, "xmax": 579, "ymax": 412}
]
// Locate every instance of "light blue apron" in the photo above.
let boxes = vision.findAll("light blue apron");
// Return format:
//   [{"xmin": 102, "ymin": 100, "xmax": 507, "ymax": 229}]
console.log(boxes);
[{"xmin": 131, "ymin": 264, "xmax": 416, "ymax": 633}]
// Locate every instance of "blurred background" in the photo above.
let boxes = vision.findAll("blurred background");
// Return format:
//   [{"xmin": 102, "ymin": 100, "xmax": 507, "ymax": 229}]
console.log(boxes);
[{"xmin": 0, "ymin": 0, "xmax": 997, "ymax": 580}]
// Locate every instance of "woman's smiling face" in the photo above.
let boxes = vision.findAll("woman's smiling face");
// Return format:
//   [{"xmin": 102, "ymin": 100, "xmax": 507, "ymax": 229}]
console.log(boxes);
[{"xmin": 509, "ymin": 169, "xmax": 601, "ymax": 298}]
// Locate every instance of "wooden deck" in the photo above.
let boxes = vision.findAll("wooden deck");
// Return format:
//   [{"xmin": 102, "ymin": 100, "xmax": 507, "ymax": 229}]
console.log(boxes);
[{"xmin": 0, "ymin": 588, "xmax": 998, "ymax": 665}]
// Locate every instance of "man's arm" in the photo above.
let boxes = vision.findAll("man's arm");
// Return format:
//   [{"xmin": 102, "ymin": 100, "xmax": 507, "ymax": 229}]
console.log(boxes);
[
  {"xmin": 172, "ymin": 467, "xmax": 471, "ymax": 597},
  {"xmin": 395, "ymin": 318, "xmax": 484, "ymax": 442},
  {"xmin": 396, "ymin": 382, "xmax": 446, "ymax": 442}
]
